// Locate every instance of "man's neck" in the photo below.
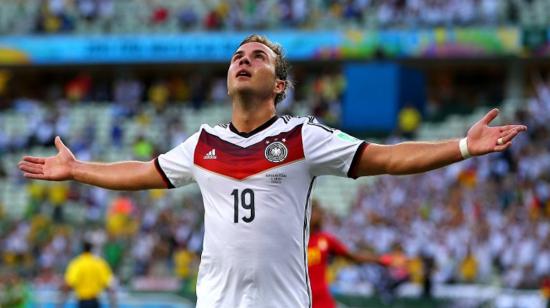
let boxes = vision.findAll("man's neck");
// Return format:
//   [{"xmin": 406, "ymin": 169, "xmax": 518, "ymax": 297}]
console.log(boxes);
[{"xmin": 231, "ymin": 96, "xmax": 277, "ymax": 133}]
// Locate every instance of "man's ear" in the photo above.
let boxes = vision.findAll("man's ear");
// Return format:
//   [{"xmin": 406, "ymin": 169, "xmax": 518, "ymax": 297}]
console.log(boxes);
[{"xmin": 274, "ymin": 79, "xmax": 285, "ymax": 95}]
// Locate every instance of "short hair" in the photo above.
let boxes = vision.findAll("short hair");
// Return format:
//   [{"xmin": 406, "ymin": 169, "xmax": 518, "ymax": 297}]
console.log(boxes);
[
  {"xmin": 238, "ymin": 34, "xmax": 292, "ymax": 105},
  {"xmin": 83, "ymin": 241, "xmax": 93, "ymax": 252}
]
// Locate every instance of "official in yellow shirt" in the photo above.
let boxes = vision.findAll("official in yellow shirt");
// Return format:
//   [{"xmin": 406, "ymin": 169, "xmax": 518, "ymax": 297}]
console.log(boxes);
[{"xmin": 63, "ymin": 242, "xmax": 115, "ymax": 308}]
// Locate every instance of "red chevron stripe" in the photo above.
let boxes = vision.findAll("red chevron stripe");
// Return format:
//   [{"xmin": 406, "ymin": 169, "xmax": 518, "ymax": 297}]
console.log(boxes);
[{"xmin": 194, "ymin": 125, "xmax": 304, "ymax": 180}]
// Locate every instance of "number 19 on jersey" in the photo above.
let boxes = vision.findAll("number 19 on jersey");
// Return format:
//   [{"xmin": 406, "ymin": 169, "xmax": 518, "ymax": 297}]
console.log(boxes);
[{"xmin": 231, "ymin": 189, "xmax": 255, "ymax": 223}]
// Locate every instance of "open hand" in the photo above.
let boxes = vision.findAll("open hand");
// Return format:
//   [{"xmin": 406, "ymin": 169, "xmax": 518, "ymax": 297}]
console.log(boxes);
[
  {"xmin": 466, "ymin": 109, "xmax": 527, "ymax": 156},
  {"xmin": 18, "ymin": 136, "xmax": 76, "ymax": 181}
]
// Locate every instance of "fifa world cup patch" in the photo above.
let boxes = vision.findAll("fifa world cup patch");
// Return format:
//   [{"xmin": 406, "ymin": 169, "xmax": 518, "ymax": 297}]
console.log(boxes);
[
  {"xmin": 336, "ymin": 131, "xmax": 360, "ymax": 142},
  {"xmin": 264, "ymin": 141, "xmax": 288, "ymax": 163}
]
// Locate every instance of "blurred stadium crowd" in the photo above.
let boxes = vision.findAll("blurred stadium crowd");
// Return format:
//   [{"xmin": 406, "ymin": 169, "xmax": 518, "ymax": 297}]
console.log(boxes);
[
  {"xmin": 0, "ymin": 0, "xmax": 549, "ymax": 35},
  {"xmin": 0, "ymin": 72, "xmax": 549, "ymax": 299},
  {"xmin": 328, "ymin": 79, "xmax": 550, "ymax": 291},
  {"xmin": 0, "ymin": 0, "xmax": 549, "ymax": 305}
]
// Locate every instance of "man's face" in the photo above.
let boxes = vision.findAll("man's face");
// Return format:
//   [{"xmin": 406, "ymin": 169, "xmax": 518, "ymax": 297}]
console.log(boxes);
[{"xmin": 227, "ymin": 42, "xmax": 284, "ymax": 102}]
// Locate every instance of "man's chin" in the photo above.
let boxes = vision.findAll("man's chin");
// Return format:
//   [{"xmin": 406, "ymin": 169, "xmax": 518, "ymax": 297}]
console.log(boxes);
[
  {"xmin": 229, "ymin": 86, "xmax": 272, "ymax": 102},
  {"xmin": 230, "ymin": 87, "xmax": 255, "ymax": 98}
]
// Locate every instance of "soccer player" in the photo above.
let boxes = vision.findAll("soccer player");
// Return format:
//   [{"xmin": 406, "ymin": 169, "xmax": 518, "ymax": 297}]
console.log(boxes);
[
  {"xmin": 18, "ymin": 34, "xmax": 527, "ymax": 308},
  {"xmin": 61, "ymin": 241, "xmax": 115, "ymax": 308},
  {"xmin": 308, "ymin": 200, "xmax": 381, "ymax": 308}
]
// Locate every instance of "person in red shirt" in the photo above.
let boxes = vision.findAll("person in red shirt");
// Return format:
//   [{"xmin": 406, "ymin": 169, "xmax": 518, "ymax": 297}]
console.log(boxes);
[
  {"xmin": 541, "ymin": 276, "xmax": 550, "ymax": 308},
  {"xmin": 308, "ymin": 200, "xmax": 381, "ymax": 308}
]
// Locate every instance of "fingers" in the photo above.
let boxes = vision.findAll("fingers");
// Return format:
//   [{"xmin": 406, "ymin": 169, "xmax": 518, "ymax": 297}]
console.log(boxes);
[
  {"xmin": 481, "ymin": 108, "xmax": 499, "ymax": 125},
  {"xmin": 21, "ymin": 156, "xmax": 45, "ymax": 164},
  {"xmin": 18, "ymin": 161, "xmax": 44, "ymax": 175},
  {"xmin": 499, "ymin": 125, "xmax": 527, "ymax": 134},
  {"xmin": 54, "ymin": 136, "xmax": 66, "ymax": 152},
  {"xmin": 500, "ymin": 129, "xmax": 521, "ymax": 144},
  {"xmin": 18, "ymin": 161, "xmax": 51, "ymax": 180},
  {"xmin": 23, "ymin": 173, "xmax": 48, "ymax": 180},
  {"xmin": 493, "ymin": 126, "xmax": 525, "ymax": 152},
  {"xmin": 497, "ymin": 126, "xmax": 527, "ymax": 145},
  {"xmin": 494, "ymin": 141, "xmax": 512, "ymax": 152}
]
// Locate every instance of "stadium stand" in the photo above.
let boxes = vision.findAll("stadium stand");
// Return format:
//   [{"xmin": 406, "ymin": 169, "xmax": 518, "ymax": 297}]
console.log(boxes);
[{"xmin": 0, "ymin": 0, "xmax": 540, "ymax": 35}]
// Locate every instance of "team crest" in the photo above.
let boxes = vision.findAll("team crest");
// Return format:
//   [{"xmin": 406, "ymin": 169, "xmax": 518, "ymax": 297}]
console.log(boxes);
[{"xmin": 265, "ymin": 141, "xmax": 288, "ymax": 163}]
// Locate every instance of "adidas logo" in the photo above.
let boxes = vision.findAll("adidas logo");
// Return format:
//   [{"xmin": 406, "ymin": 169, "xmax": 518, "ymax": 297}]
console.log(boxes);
[{"xmin": 204, "ymin": 149, "xmax": 217, "ymax": 160}]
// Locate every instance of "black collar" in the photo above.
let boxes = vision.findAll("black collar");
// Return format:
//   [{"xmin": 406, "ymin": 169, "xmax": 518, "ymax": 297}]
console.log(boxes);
[{"xmin": 229, "ymin": 116, "xmax": 279, "ymax": 138}]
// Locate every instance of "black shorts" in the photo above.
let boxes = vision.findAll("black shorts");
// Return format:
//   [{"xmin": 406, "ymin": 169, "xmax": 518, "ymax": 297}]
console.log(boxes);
[{"xmin": 78, "ymin": 298, "xmax": 100, "ymax": 308}]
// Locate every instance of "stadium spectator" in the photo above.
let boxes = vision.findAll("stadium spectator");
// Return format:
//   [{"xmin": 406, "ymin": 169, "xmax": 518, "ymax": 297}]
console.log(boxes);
[
  {"xmin": 65, "ymin": 74, "xmax": 92, "ymax": 103},
  {"xmin": 306, "ymin": 71, "xmax": 346, "ymax": 125},
  {"xmin": 77, "ymin": 0, "xmax": 99, "ymax": 21},
  {"xmin": 168, "ymin": 76, "xmax": 192, "ymax": 103},
  {"xmin": 177, "ymin": 6, "xmax": 199, "ymax": 30},
  {"xmin": 376, "ymin": 243, "xmax": 411, "ymax": 303},
  {"xmin": 204, "ymin": 9, "xmax": 223, "ymax": 30},
  {"xmin": 397, "ymin": 103, "xmax": 422, "ymax": 139},
  {"xmin": 173, "ymin": 242, "xmax": 198, "ymax": 298},
  {"xmin": 132, "ymin": 135, "xmax": 154, "ymax": 160},
  {"xmin": 420, "ymin": 251, "xmax": 435, "ymax": 298},
  {"xmin": 459, "ymin": 246, "xmax": 478, "ymax": 282},
  {"xmin": 110, "ymin": 117, "xmax": 124, "ymax": 148},
  {"xmin": 148, "ymin": 80, "xmax": 170, "ymax": 113},
  {"xmin": 48, "ymin": 183, "xmax": 70, "ymax": 223},
  {"xmin": 151, "ymin": 6, "xmax": 169, "ymax": 25},
  {"xmin": 113, "ymin": 76, "xmax": 143, "ymax": 117},
  {"xmin": 0, "ymin": 271, "xmax": 31, "ymax": 307},
  {"xmin": 35, "ymin": 0, "xmax": 74, "ymax": 33},
  {"xmin": 209, "ymin": 78, "xmax": 229, "ymax": 103},
  {"xmin": 103, "ymin": 235, "xmax": 124, "ymax": 275}
]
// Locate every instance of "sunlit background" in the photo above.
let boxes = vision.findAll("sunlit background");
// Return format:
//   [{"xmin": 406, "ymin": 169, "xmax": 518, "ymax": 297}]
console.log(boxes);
[{"xmin": 0, "ymin": 0, "xmax": 549, "ymax": 307}]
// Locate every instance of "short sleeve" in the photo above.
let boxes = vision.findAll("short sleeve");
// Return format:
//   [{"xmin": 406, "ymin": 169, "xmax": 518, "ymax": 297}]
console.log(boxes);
[
  {"xmin": 155, "ymin": 132, "xmax": 200, "ymax": 188},
  {"xmin": 302, "ymin": 119, "xmax": 367, "ymax": 178}
]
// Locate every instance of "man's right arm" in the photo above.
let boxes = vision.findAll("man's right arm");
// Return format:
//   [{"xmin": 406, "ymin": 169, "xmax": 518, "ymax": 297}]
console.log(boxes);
[
  {"xmin": 18, "ymin": 136, "xmax": 167, "ymax": 190},
  {"xmin": 70, "ymin": 160, "xmax": 167, "ymax": 190}
]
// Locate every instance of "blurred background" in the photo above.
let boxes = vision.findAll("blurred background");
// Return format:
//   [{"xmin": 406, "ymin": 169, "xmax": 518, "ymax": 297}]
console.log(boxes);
[{"xmin": 0, "ymin": 0, "xmax": 549, "ymax": 307}]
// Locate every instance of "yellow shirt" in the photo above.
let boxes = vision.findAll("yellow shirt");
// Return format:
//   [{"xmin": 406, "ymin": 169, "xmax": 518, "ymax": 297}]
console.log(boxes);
[
  {"xmin": 174, "ymin": 249, "xmax": 194, "ymax": 279},
  {"xmin": 48, "ymin": 183, "xmax": 69, "ymax": 206},
  {"xmin": 460, "ymin": 255, "xmax": 478, "ymax": 282},
  {"xmin": 398, "ymin": 107, "xmax": 422, "ymax": 133},
  {"xmin": 65, "ymin": 253, "xmax": 113, "ymax": 300}
]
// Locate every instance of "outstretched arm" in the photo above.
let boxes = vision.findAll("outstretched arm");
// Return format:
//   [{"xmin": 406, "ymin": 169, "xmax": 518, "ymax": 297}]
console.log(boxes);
[
  {"xmin": 356, "ymin": 108, "xmax": 527, "ymax": 176},
  {"xmin": 343, "ymin": 251, "xmax": 381, "ymax": 264},
  {"xmin": 18, "ymin": 136, "xmax": 167, "ymax": 190}
]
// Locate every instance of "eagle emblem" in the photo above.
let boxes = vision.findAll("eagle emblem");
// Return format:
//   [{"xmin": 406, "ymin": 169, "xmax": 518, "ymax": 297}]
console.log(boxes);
[{"xmin": 264, "ymin": 141, "xmax": 288, "ymax": 163}]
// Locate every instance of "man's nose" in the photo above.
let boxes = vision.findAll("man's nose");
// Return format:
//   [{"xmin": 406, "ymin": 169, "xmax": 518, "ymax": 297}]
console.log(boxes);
[{"xmin": 239, "ymin": 56, "xmax": 250, "ymax": 66}]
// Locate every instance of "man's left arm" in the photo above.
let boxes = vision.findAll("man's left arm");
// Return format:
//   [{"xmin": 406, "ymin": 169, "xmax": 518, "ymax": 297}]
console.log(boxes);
[{"xmin": 356, "ymin": 109, "xmax": 527, "ymax": 176}]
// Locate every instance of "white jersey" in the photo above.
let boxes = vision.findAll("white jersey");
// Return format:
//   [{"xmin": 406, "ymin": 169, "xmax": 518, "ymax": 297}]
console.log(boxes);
[{"xmin": 156, "ymin": 116, "xmax": 366, "ymax": 308}]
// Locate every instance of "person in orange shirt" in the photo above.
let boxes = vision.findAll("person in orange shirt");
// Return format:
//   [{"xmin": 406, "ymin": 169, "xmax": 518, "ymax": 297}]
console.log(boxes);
[
  {"xmin": 61, "ymin": 241, "xmax": 115, "ymax": 308},
  {"xmin": 308, "ymin": 200, "xmax": 382, "ymax": 308}
]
